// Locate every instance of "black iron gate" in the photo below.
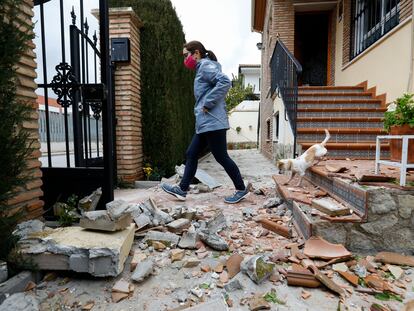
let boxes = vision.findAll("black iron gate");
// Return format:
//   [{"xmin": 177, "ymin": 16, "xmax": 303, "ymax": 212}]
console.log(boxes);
[{"xmin": 34, "ymin": 0, "xmax": 115, "ymax": 215}]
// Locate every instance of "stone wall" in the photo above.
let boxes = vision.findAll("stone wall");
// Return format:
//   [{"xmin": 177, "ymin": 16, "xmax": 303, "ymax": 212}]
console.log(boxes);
[
  {"xmin": 313, "ymin": 187, "xmax": 414, "ymax": 254},
  {"xmin": 7, "ymin": 0, "xmax": 44, "ymax": 219},
  {"xmin": 109, "ymin": 7, "xmax": 144, "ymax": 184}
]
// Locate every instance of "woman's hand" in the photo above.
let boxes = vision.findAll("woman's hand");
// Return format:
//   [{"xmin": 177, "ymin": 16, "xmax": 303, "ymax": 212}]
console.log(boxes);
[{"xmin": 202, "ymin": 107, "xmax": 209, "ymax": 113}]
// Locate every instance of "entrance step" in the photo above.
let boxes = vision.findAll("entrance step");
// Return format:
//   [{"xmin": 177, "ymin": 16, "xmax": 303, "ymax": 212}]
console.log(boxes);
[
  {"xmin": 297, "ymin": 84, "xmax": 387, "ymax": 160},
  {"xmin": 298, "ymin": 86, "xmax": 365, "ymax": 94},
  {"xmin": 272, "ymin": 174, "xmax": 364, "ymax": 241},
  {"xmin": 297, "ymin": 128, "xmax": 387, "ymax": 143},
  {"xmin": 297, "ymin": 107, "xmax": 386, "ymax": 118},
  {"xmin": 297, "ymin": 117, "xmax": 383, "ymax": 129}
]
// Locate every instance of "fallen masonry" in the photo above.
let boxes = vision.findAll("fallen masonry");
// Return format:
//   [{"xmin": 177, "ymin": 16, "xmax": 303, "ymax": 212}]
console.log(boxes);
[{"xmin": 19, "ymin": 224, "xmax": 135, "ymax": 277}]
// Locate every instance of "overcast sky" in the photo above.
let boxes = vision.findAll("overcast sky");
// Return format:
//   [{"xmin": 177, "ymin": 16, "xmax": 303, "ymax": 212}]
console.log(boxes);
[
  {"xmin": 33, "ymin": 0, "xmax": 261, "ymax": 90},
  {"xmin": 170, "ymin": 0, "xmax": 261, "ymax": 77}
]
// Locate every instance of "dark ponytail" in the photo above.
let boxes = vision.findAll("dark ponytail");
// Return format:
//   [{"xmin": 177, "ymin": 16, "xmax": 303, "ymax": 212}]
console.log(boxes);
[{"xmin": 184, "ymin": 41, "xmax": 218, "ymax": 62}]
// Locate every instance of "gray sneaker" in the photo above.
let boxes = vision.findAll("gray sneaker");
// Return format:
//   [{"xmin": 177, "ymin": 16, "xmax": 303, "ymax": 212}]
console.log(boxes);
[
  {"xmin": 161, "ymin": 183, "xmax": 187, "ymax": 201},
  {"xmin": 224, "ymin": 188, "xmax": 249, "ymax": 204}
]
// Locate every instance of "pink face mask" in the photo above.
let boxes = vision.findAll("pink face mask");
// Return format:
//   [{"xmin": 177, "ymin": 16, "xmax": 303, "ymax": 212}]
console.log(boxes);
[{"xmin": 184, "ymin": 54, "xmax": 197, "ymax": 70}]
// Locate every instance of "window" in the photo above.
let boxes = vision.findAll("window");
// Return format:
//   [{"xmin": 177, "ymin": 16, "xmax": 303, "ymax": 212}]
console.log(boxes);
[
  {"xmin": 273, "ymin": 112, "xmax": 279, "ymax": 142},
  {"xmin": 351, "ymin": 0, "xmax": 400, "ymax": 59}
]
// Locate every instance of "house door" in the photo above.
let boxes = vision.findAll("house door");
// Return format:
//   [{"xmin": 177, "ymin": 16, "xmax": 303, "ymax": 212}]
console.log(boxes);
[{"xmin": 295, "ymin": 13, "xmax": 329, "ymax": 86}]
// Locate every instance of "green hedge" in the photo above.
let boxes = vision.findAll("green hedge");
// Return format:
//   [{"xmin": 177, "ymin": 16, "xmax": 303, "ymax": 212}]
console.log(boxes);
[
  {"xmin": 0, "ymin": 0, "xmax": 33, "ymax": 261},
  {"xmin": 109, "ymin": 0, "xmax": 195, "ymax": 178}
]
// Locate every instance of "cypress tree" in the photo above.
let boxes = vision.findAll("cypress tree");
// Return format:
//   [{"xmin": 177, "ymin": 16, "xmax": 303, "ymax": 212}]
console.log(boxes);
[
  {"xmin": 0, "ymin": 0, "xmax": 34, "ymax": 260},
  {"xmin": 109, "ymin": 0, "xmax": 195, "ymax": 177}
]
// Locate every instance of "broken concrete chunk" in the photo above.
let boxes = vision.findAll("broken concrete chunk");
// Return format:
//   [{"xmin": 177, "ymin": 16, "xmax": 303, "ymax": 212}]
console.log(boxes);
[
  {"xmin": 248, "ymin": 295, "xmax": 270, "ymax": 311},
  {"xmin": 332, "ymin": 263, "xmax": 348, "ymax": 272},
  {"xmin": 198, "ymin": 230, "xmax": 228, "ymax": 251},
  {"xmin": 144, "ymin": 231, "xmax": 180, "ymax": 248},
  {"xmin": 263, "ymin": 197, "xmax": 283, "ymax": 209},
  {"xmin": 78, "ymin": 187, "xmax": 102, "ymax": 213},
  {"xmin": 375, "ymin": 252, "xmax": 414, "ymax": 267},
  {"xmin": 176, "ymin": 164, "xmax": 221, "ymax": 189},
  {"xmin": 387, "ymin": 264, "xmax": 404, "ymax": 279},
  {"xmin": 241, "ymin": 255, "xmax": 275, "ymax": 284},
  {"xmin": 133, "ymin": 214, "xmax": 151, "ymax": 231},
  {"xmin": 80, "ymin": 211, "xmax": 132, "ymax": 232},
  {"xmin": 0, "ymin": 292, "xmax": 40, "ymax": 311},
  {"xmin": 181, "ymin": 298, "xmax": 228, "ymax": 310},
  {"xmin": 112, "ymin": 279, "xmax": 130, "ymax": 294},
  {"xmin": 183, "ymin": 258, "xmax": 200, "ymax": 268},
  {"xmin": 131, "ymin": 259, "xmax": 154, "ymax": 282},
  {"xmin": 13, "ymin": 220, "xmax": 45, "ymax": 239},
  {"xmin": 312, "ymin": 198, "xmax": 351, "ymax": 217},
  {"xmin": 167, "ymin": 218, "xmax": 191, "ymax": 234},
  {"xmin": 111, "ymin": 292, "xmax": 129, "ymax": 303},
  {"xmin": 106, "ymin": 199, "xmax": 131, "ymax": 220},
  {"xmin": 0, "ymin": 261, "xmax": 7, "ymax": 283},
  {"xmin": 224, "ymin": 279, "xmax": 243, "ymax": 292},
  {"xmin": 20, "ymin": 224, "xmax": 135, "ymax": 277},
  {"xmin": 130, "ymin": 250, "xmax": 147, "ymax": 271},
  {"xmin": 141, "ymin": 198, "xmax": 173, "ymax": 226},
  {"xmin": 178, "ymin": 227, "xmax": 198, "ymax": 249},
  {"xmin": 325, "ymin": 164, "xmax": 348, "ymax": 173},
  {"xmin": 170, "ymin": 249, "xmax": 185, "ymax": 262},
  {"xmin": 304, "ymin": 236, "xmax": 352, "ymax": 260},
  {"xmin": 206, "ymin": 211, "xmax": 227, "ymax": 233}
]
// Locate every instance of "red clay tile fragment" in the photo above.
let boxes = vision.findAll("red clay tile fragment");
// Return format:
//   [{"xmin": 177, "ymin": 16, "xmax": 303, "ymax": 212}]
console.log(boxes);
[
  {"xmin": 226, "ymin": 253, "xmax": 244, "ymax": 279},
  {"xmin": 337, "ymin": 271, "xmax": 359, "ymax": 287},
  {"xmin": 258, "ymin": 219, "xmax": 291, "ymax": 238},
  {"xmin": 308, "ymin": 265, "xmax": 345, "ymax": 296},
  {"xmin": 287, "ymin": 264, "xmax": 321, "ymax": 288},
  {"xmin": 304, "ymin": 236, "xmax": 352, "ymax": 260},
  {"xmin": 375, "ymin": 252, "xmax": 414, "ymax": 267}
]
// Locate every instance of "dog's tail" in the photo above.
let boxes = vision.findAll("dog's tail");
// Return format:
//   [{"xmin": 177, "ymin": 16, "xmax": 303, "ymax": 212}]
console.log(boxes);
[{"xmin": 321, "ymin": 129, "xmax": 330, "ymax": 146}]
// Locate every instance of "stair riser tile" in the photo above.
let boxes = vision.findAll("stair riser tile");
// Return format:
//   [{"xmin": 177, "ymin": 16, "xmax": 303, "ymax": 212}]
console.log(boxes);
[
  {"xmin": 298, "ymin": 95, "xmax": 372, "ymax": 100},
  {"xmin": 298, "ymin": 133, "xmax": 381, "ymax": 142},
  {"xmin": 299, "ymin": 89, "xmax": 364, "ymax": 94},
  {"xmin": 297, "ymin": 121, "xmax": 383, "ymax": 128},
  {"xmin": 326, "ymin": 149, "xmax": 389, "ymax": 158},
  {"xmin": 298, "ymin": 111, "xmax": 385, "ymax": 118},
  {"xmin": 298, "ymin": 103, "xmax": 381, "ymax": 109}
]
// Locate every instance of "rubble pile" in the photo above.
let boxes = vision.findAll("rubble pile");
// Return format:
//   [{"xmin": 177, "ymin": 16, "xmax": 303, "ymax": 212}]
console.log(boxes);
[{"xmin": 5, "ymin": 166, "xmax": 414, "ymax": 311}]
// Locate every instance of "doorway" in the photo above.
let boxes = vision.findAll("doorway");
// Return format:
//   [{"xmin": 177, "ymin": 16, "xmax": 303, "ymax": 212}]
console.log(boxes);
[{"xmin": 294, "ymin": 12, "xmax": 329, "ymax": 86}]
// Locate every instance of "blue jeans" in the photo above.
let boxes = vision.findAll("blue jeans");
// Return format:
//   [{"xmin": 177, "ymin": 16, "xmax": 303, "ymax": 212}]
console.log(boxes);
[{"xmin": 179, "ymin": 129, "xmax": 245, "ymax": 191}]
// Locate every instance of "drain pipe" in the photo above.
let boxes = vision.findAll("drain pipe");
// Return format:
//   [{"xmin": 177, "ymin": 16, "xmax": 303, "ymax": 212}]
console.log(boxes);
[{"xmin": 407, "ymin": 5, "xmax": 414, "ymax": 93}]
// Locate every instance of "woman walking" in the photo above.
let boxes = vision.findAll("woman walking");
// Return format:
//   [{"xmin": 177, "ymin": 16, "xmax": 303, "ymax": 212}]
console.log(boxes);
[{"xmin": 161, "ymin": 40, "xmax": 249, "ymax": 204}]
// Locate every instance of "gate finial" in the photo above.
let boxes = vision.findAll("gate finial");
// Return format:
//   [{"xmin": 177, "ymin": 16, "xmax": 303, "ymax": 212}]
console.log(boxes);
[
  {"xmin": 84, "ymin": 18, "xmax": 89, "ymax": 35},
  {"xmin": 71, "ymin": 6, "xmax": 76, "ymax": 25}
]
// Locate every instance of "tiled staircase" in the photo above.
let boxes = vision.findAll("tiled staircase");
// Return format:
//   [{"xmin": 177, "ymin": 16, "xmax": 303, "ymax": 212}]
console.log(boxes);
[{"xmin": 296, "ymin": 85, "xmax": 389, "ymax": 159}]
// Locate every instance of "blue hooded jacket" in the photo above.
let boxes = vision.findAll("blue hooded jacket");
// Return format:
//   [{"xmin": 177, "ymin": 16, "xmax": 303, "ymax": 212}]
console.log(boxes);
[{"xmin": 194, "ymin": 58, "xmax": 231, "ymax": 134}]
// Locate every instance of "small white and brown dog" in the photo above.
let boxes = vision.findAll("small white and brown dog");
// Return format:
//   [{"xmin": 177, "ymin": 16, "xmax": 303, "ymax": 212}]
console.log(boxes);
[{"xmin": 276, "ymin": 129, "xmax": 330, "ymax": 187}]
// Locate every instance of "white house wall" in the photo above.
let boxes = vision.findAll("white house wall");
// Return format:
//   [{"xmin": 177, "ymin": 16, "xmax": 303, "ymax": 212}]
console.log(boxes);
[
  {"xmin": 272, "ymin": 96, "xmax": 295, "ymax": 160},
  {"xmin": 227, "ymin": 109, "xmax": 259, "ymax": 143}
]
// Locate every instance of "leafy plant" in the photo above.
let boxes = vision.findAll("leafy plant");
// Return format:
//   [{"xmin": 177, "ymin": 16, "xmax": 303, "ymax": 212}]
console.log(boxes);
[
  {"xmin": 384, "ymin": 93, "xmax": 414, "ymax": 131},
  {"xmin": 199, "ymin": 283, "xmax": 210, "ymax": 289},
  {"xmin": 374, "ymin": 292, "xmax": 403, "ymax": 302},
  {"xmin": 225, "ymin": 75, "xmax": 258, "ymax": 113},
  {"xmin": 56, "ymin": 195, "xmax": 79, "ymax": 227},
  {"xmin": 263, "ymin": 290, "xmax": 285, "ymax": 305},
  {"xmin": 0, "ymin": 0, "xmax": 34, "ymax": 262}
]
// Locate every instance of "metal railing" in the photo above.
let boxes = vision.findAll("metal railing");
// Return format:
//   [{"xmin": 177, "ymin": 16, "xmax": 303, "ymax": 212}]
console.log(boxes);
[
  {"xmin": 351, "ymin": 0, "xmax": 400, "ymax": 59},
  {"xmin": 270, "ymin": 39, "xmax": 302, "ymax": 157}
]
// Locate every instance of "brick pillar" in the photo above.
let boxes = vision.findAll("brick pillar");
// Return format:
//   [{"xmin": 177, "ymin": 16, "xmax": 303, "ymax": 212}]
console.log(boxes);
[
  {"xmin": 7, "ymin": 0, "xmax": 44, "ymax": 219},
  {"xmin": 109, "ymin": 8, "xmax": 144, "ymax": 184}
]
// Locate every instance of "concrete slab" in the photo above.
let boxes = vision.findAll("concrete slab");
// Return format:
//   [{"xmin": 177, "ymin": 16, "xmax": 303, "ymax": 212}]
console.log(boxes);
[
  {"xmin": 80, "ymin": 211, "xmax": 132, "ymax": 231},
  {"xmin": 21, "ymin": 224, "xmax": 135, "ymax": 277}
]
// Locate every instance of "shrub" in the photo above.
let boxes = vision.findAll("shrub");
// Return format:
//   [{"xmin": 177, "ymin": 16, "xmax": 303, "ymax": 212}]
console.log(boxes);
[
  {"xmin": 0, "ymin": 0, "xmax": 34, "ymax": 261},
  {"xmin": 109, "ymin": 0, "xmax": 195, "ymax": 177}
]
